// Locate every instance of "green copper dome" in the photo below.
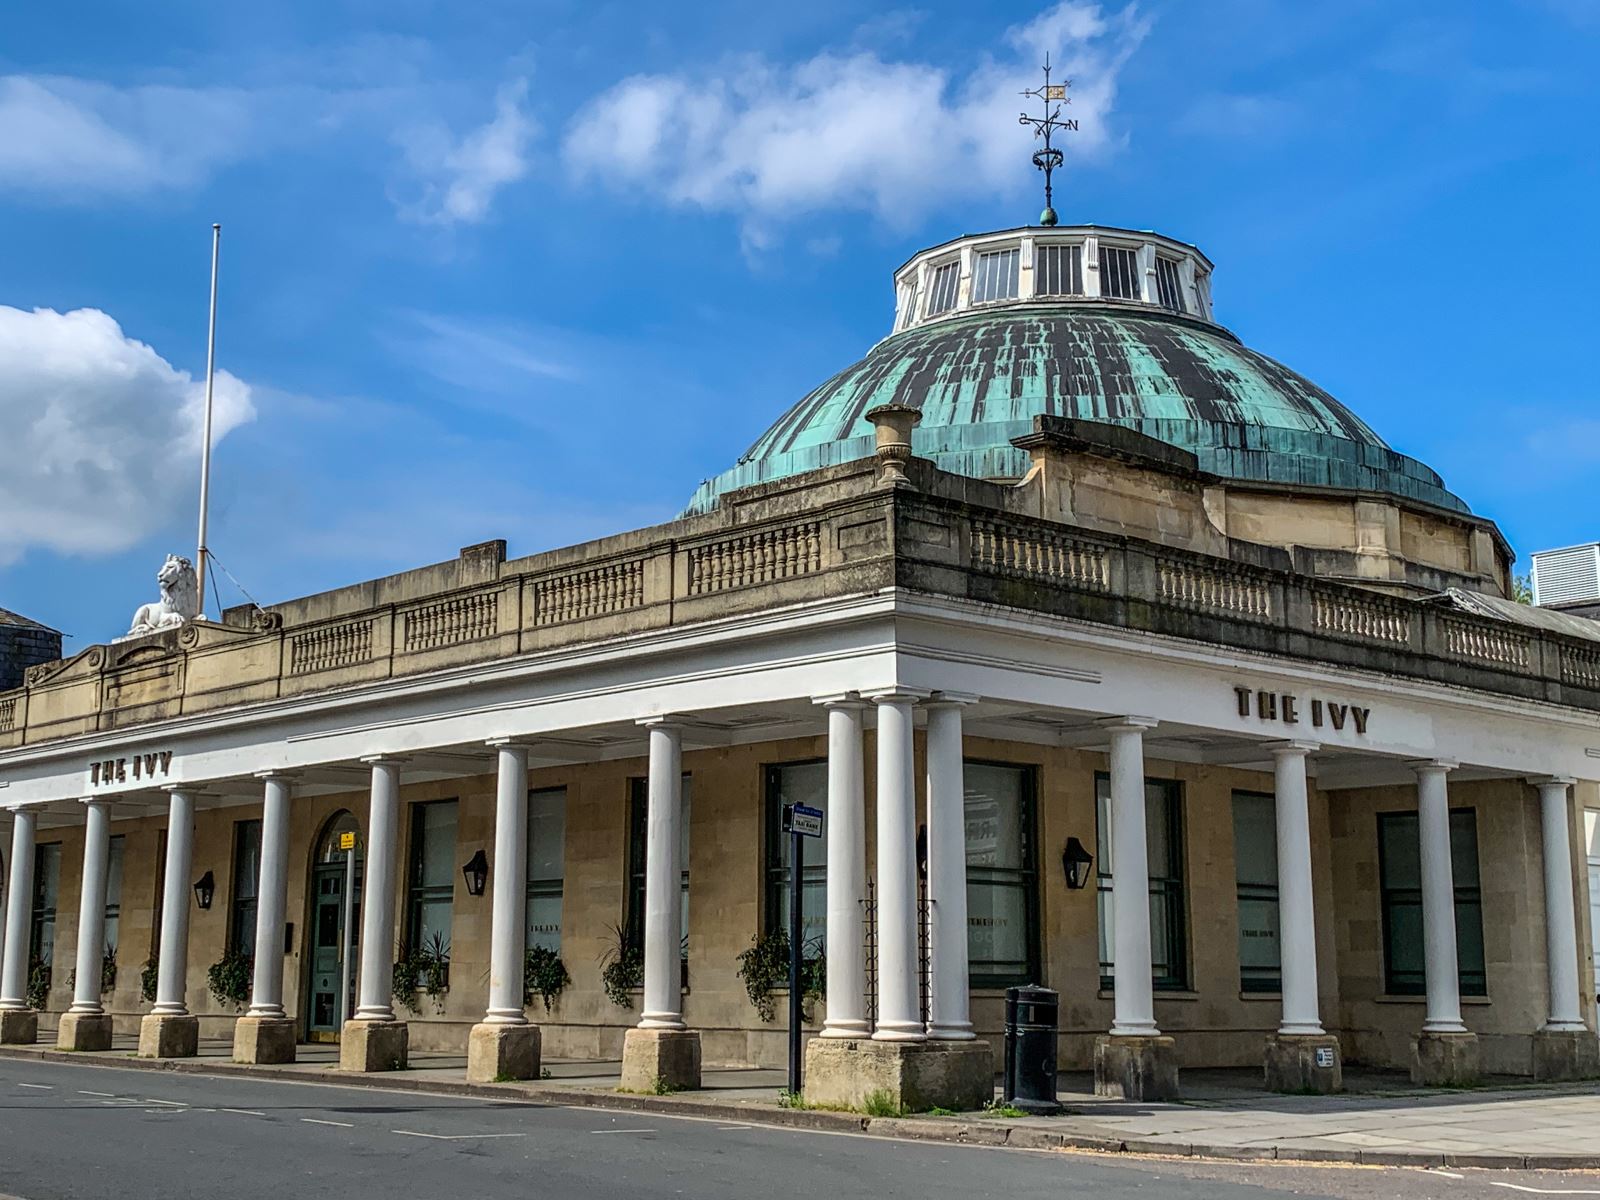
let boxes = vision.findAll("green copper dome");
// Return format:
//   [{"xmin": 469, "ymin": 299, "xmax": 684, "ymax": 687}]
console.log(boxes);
[{"xmin": 685, "ymin": 301, "xmax": 1467, "ymax": 516}]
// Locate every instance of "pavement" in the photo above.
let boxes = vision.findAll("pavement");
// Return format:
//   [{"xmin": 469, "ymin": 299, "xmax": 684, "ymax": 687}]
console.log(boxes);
[
  {"xmin": 7, "ymin": 1035, "xmax": 1600, "ymax": 1171},
  {"xmin": 7, "ymin": 1054, "xmax": 1600, "ymax": 1200}
]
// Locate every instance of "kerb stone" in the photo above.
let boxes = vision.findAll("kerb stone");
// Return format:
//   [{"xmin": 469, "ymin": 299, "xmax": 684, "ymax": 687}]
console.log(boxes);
[
  {"xmin": 803, "ymin": 1038, "xmax": 993, "ymax": 1113},
  {"xmin": 466, "ymin": 1022, "xmax": 541, "ymax": 1083}
]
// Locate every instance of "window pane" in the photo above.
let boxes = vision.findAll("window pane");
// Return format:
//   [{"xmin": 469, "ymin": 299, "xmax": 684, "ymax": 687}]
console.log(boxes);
[
  {"xmin": 1155, "ymin": 257, "xmax": 1185, "ymax": 312},
  {"xmin": 1096, "ymin": 776, "xmax": 1186, "ymax": 988},
  {"xmin": 418, "ymin": 802, "xmax": 458, "ymax": 888},
  {"xmin": 1101, "ymin": 246, "xmax": 1140, "ymax": 300},
  {"xmin": 971, "ymin": 249, "xmax": 1019, "ymax": 303},
  {"xmin": 1379, "ymin": 814, "xmax": 1421, "ymax": 890},
  {"xmin": 1035, "ymin": 244, "xmax": 1083, "ymax": 296},
  {"xmin": 104, "ymin": 836, "xmax": 125, "ymax": 955},
  {"xmin": 927, "ymin": 262, "xmax": 960, "ymax": 315},
  {"xmin": 527, "ymin": 893, "xmax": 563, "ymax": 954},
  {"xmin": 767, "ymin": 762, "xmax": 828, "ymax": 947},
  {"xmin": 32, "ymin": 843, "xmax": 61, "ymax": 966},
  {"xmin": 1232, "ymin": 792, "xmax": 1279, "ymax": 991},
  {"xmin": 527, "ymin": 788, "xmax": 566, "ymax": 884},
  {"xmin": 230, "ymin": 821, "xmax": 261, "ymax": 957},
  {"xmin": 1449, "ymin": 811, "xmax": 1481, "ymax": 887},
  {"xmin": 1378, "ymin": 810, "xmax": 1485, "ymax": 996},
  {"xmin": 965, "ymin": 763, "xmax": 1035, "ymax": 985},
  {"xmin": 1231, "ymin": 794, "xmax": 1277, "ymax": 887}
]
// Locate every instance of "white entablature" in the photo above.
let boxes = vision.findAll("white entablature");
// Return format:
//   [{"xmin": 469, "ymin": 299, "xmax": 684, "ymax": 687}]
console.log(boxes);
[{"xmin": 890, "ymin": 224, "xmax": 1218, "ymax": 334}]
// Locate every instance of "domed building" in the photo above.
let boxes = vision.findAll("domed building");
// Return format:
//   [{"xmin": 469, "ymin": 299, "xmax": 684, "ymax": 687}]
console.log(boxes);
[{"xmin": 2, "ymin": 218, "xmax": 1598, "ymax": 1114}]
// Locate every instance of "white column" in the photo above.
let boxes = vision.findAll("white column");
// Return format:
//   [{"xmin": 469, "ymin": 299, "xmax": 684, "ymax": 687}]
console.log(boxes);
[
  {"xmin": 926, "ymin": 695, "xmax": 975, "ymax": 1040},
  {"xmin": 816, "ymin": 697, "xmax": 869, "ymax": 1038},
  {"xmin": 247, "ymin": 773, "xmax": 294, "ymax": 1020},
  {"xmin": 484, "ymin": 741, "xmax": 530, "ymax": 1025},
  {"xmin": 354, "ymin": 758, "xmax": 403, "ymax": 1022},
  {"xmin": 1414, "ymin": 761, "xmax": 1466, "ymax": 1034},
  {"xmin": 1106, "ymin": 718, "xmax": 1160, "ymax": 1037},
  {"xmin": 639, "ymin": 720, "xmax": 685, "ymax": 1030},
  {"xmin": 67, "ymin": 799, "xmax": 112, "ymax": 1016},
  {"xmin": 0, "ymin": 811, "xmax": 38, "ymax": 1009},
  {"xmin": 152, "ymin": 789, "xmax": 196, "ymax": 1015},
  {"xmin": 0, "ymin": 815, "xmax": 10, "ymax": 985},
  {"xmin": 1536, "ymin": 777, "xmax": 1586, "ymax": 1032},
  {"xmin": 871, "ymin": 692, "xmax": 924, "ymax": 1041},
  {"xmin": 1272, "ymin": 743, "xmax": 1324, "ymax": 1035}
]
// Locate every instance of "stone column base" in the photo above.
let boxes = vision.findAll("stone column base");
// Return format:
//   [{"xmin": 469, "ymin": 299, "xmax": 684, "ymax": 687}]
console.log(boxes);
[
  {"xmin": 138, "ymin": 1013, "xmax": 199, "ymax": 1059},
  {"xmin": 233, "ymin": 1015, "xmax": 297, "ymax": 1064},
  {"xmin": 0, "ymin": 1009, "xmax": 38, "ymax": 1045},
  {"xmin": 57, "ymin": 1011, "xmax": 113, "ymax": 1052},
  {"xmin": 1533, "ymin": 1028, "xmax": 1600, "ymax": 1082},
  {"xmin": 466, "ymin": 1022, "xmax": 541, "ymax": 1083},
  {"xmin": 1411, "ymin": 1030, "xmax": 1479, "ymax": 1087},
  {"xmin": 1094, "ymin": 1034, "xmax": 1181, "ymax": 1101},
  {"xmin": 1264, "ymin": 1032, "xmax": 1342, "ymax": 1094},
  {"xmin": 803, "ymin": 1038, "xmax": 993, "ymax": 1114},
  {"xmin": 620, "ymin": 1027, "xmax": 702, "ymax": 1093},
  {"xmin": 339, "ymin": 1020, "xmax": 409, "ymax": 1072}
]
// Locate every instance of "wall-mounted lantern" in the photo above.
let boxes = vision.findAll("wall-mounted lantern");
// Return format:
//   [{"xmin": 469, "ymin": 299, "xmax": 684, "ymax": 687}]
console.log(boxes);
[
  {"xmin": 462, "ymin": 849, "xmax": 489, "ymax": 897},
  {"xmin": 193, "ymin": 870, "xmax": 216, "ymax": 910},
  {"xmin": 1061, "ymin": 837, "xmax": 1094, "ymax": 890}
]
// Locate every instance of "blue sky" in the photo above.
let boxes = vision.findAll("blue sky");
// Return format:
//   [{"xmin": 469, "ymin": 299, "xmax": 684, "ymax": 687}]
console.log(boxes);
[{"xmin": 2, "ymin": 0, "xmax": 1596, "ymax": 649}]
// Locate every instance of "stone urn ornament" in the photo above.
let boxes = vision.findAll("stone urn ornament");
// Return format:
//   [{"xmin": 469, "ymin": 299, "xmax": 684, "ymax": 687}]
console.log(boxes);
[{"xmin": 123, "ymin": 554, "xmax": 201, "ymax": 638}]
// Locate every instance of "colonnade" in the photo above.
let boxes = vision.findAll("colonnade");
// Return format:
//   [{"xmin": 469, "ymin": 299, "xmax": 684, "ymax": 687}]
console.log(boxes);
[{"xmin": 0, "ymin": 710, "xmax": 1590, "ymax": 1092}]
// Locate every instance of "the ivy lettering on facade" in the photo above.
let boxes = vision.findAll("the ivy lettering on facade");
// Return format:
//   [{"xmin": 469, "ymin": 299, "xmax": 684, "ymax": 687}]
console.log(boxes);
[
  {"xmin": 1233, "ymin": 687, "xmax": 1371, "ymax": 734},
  {"xmin": 89, "ymin": 750, "xmax": 174, "ymax": 787}
]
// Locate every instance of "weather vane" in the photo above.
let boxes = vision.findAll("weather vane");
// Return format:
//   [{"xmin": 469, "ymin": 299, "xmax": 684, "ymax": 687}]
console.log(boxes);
[{"xmin": 1019, "ymin": 53, "xmax": 1077, "ymax": 227}]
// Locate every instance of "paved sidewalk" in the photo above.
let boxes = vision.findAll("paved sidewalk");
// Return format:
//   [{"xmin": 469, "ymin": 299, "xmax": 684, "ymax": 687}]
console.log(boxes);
[{"xmin": 7, "ymin": 1037, "xmax": 1600, "ymax": 1169}]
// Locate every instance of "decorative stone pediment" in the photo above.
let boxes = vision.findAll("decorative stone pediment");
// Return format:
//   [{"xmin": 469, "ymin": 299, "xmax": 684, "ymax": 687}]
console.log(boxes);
[{"xmin": 24, "ymin": 645, "xmax": 106, "ymax": 688}]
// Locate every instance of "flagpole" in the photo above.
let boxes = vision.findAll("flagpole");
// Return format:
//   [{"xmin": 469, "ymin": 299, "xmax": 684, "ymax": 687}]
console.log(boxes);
[{"xmin": 195, "ymin": 223, "xmax": 221, "ymax": 621}]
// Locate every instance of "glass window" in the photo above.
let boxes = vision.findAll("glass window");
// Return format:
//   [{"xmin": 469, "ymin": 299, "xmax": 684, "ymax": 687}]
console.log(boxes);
[
  {"xmin": 30, "ymin": 843, "xmax": 61, "ymax": 969},
  {"xmin": 926, "ymin": 261, "xmax": 960, "ymax": 316},
  {"xmin": 526, "ymin": 787, "xmax": 567, "ymax": 954},
  {"xmin": 229, "ymin": 820, "xmax": 261, "ymax": 957},
  {"xmin": 970, "ymin": 248, "xmax": 1020, "ymax": 304},
  {"xmin": 764, "ymin": 762, "xmax": 828, "ymax": 948},
  {"xmin": 1034, "ymin": 243, "xmax": 1084, "ymax": 296},
  {"xmin": 1378, "ymin": 809, "xmax": 1486, "ymax": 996},
  {"xmin": 406, "ymin": 800, "xmax": 458, "ymax": 954},
  {"xmin": 626, "ymin": 776, "xmax": 692, "ymax": 963},
  {"xmin": 965, "ymin": 762, "xmax": 1039, "ymax": 988},
  {"xmin": 1155, "ymin": 256, "xmax": 1186, "ymax": 312},
  {"xmin": 1231, "ymin": 792, "xmax": 1280, "ymax": 993},
  {"xmin": 1096, "ymin": 775, "xmax": 1187, "ymax": 989},
  {"xmin": 894, "ymin": 280, "xmax": 917, "ymax": 331},
  {"xmin": 103, "ymin": 835, "xmax": 125, "ymax": 959},
  {"xmin": 1100, "ymin": 245, "xmax": 1142, "ymax": 301}
]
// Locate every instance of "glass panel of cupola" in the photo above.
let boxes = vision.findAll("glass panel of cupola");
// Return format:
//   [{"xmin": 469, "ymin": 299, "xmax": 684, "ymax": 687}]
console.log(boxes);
[
  {"xmin": 971, "ymin": 248, "xmax": 1019, "ymax": 303},
  {"xmin": 1155, "ymin": 256, "xmax": 1185, "ymax": 312},
  {"xmin": 1034, "ymin": 243, "xmax": 1083, "ymax": 295},
  {"xmin": 926, "ymin": 261, "xmax": 961, "ymax": 316},
  {"xmin": 1100, "ymin": 246, "xmax": 1141, "ymax": 301}
]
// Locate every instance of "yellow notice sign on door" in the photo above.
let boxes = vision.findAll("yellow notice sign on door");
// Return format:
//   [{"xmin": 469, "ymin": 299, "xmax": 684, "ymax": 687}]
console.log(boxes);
[{"xmin": 338, "ymin": 832, "xmax": 356, "ymax": 851}]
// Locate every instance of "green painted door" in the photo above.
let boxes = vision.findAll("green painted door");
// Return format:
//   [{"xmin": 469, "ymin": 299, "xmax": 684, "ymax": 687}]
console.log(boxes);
[{"xmin": 305, "ymin": 863, "xmax": 353, "ymax": 1040}]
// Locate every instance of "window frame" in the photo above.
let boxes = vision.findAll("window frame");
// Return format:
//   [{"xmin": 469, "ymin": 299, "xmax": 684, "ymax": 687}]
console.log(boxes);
[
  {"xmin": 228, "ymin": 819, "xmax": 262, "ymax": 958},
  {"xmin": 625, "ymin": 775, "xmax": 692, "ymax": 968},
  {"xmin": 969, "ymin": 247, "xmax": 1020, "ymax": 305},
  {"xmin": 1095, "ymin": 773, "xmax": 1189, "ymax": 991},
  {"xmin": 30, "ymin": 841, "xmax": 62, "ymax": 970},
  {"xmin": 1230, "ymin": 790, "xmax": 1281, "ymax": 994},
  {"xmin": 525, "ymin": 786, "xmax": 567, "ymax": 954},
  {"xmin": 1154, "ymin": 255, "xmax": 1186, "ymax": 312},
  {"xmin": 963, "ymin": 759, "xmax": 1041, "ymax": 990},
  {"xmin": 1377, "ymin": 808, "xmax": 1487, "ymax": 997},
  {"xmin": 103, "ymin": 834, "xmax": 125, "ymax": 961},
  {"xmin": 1034, "ymin": 242, "xmax": 1084, "ymax": 297},
  {"xmin": 1099, "ymin": 243, "xmax": 1143, "ymax": 302},
  {"xmin": 925, "ymin": 259, "xmax": 961, "ymax": 317},
  {"xmin": 762, "ymin": 760, "xmax": 829, "ymax": 947},
  {"xmin": 405, "ymin": 798, "xmax": 459, "ymax": 955}
]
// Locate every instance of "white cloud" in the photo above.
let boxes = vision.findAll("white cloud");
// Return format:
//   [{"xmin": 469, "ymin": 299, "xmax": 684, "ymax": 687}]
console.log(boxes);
[
  {"xmin": 396, "ymin": 78, "xmax": 538, "ymax": 225},
  {"xmin": 0, "ymin": 75, "xmax": 257, "ymax": 196},
  {"xmin": 563, "ymin": 3, "xmax": 1150, "ymax": 238},
  {"xmin": 0, "ymin": 306, "xmax": 254, "ymax": 564}
]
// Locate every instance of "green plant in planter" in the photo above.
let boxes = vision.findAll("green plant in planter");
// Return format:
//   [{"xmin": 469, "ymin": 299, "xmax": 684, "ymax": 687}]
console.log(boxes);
[
  {"xmin": 395, "ymin": 933, "xmax": 451, "ymax": 1016},
  {"xmin": 598, "ymin": 923, "xmax": 643, "ymax": 1010},
  {"xmin": 140, "ymin": 956, "xmax": 160, "ymax": 1005},
  {"xmin": 522, "ymin": 946, "xmax": 570, "ymax": 1012},
  {"xmin": 100, "ymin": 945, "xmax": 117, "ymax": 994},
  {"xmin": 206, "ymin": 948, "xmax": 252, "ymax": 1011},
  {"xmin": 392, "ymin": 950, "xmax": 423, "ymax": 1016},
  {"xmin": 25, "ymin": 957, "xmax": 50, "ymax": 1011},
  {"xmin": 736, "ymin": 930, "xmax": 826, "ymax": 1023}
]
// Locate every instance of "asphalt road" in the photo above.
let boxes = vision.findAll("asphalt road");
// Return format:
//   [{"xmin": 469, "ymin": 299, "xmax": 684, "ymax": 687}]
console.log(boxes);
[{"xmin": 2, "ymin": 1057, "xmax": 1598, "ymax": 1200}]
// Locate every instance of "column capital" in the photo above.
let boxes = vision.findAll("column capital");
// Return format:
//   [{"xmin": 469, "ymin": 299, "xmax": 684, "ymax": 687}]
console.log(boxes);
[
  {"xmin": 1407, "ymin": 759, "xmax": 1458, "ymax": 775},
  {"xmin": 1529, "ymin": 775, "xmax": 1577, "ymax": 789},
  {"xmin": 359, "ymin": 754, "xmax": 410, "ymax": 767},
  {"xmin": 76, "ymin": 795, "xmax": 113, "ymax": 809},
  {"xmin": 484, "ymin": 737, "xmax": 533, "ymax": 749},
  {"xmin": 860, "ymin": 687, "xmax": 932, "ymax": 705},
  {"xmin": 253, "ymin": 769, "xmax": 300, "ymax": 782},
  {"xmin": 923, "ymin": 690, "xmax": 979, "ymax": 709},
  {"xmin": 811, "ymin": 691, "xmax": 866, "ymax": 709},
  {"xmin": 1269, "ymin": 739, "xmax": 1321, "ymax": 757},
  {"xmin": 635, "ymin": 715, "xmax": 686, "ymax": 730},
  {"xmin": 1096, "ymin": 715, "xmax": 1159, "ymax": 733},
  {"xmin": 160, "ymin": 784, "xmax": 210, "ymax": 798}
]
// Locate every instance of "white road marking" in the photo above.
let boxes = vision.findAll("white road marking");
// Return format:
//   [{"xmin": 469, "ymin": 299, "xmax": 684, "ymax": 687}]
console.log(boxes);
[
  {"xmin": 1489, "ymin": 1186, "xmax": 1600, "ymax": 1196},
  {"xmin": 301, "ymin": 1118, "xmax": 354, "ymax": 1128},
  {"xmin": 77, "ymin": 1090, "xmax": 114, "ymax": 1098},
  {"xmin": 143, "ymin": 1098, "xmax": 185, "ymax": 1106},
  {"xmin": 590, "ymin": 1128, "xmax": 658, "ymax": 1135},
  {"xmin": 716, "ymin": 1125, "xmax": 752, "ymax": 1131},
  {"xmin": 17, "ymin": 1083, "xmax": 52, "ymax": 1090},
  {"xmin": 220, "ymin": 1108, "xmax": 266, "ymax": 1117},
  {"xmin": 391, "ymin": 1130, "xmax": 527, "ymax": 1141}
]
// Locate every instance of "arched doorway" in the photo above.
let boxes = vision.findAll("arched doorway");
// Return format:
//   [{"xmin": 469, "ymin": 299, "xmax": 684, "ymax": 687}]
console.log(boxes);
[{"xmin": 304, "ymin": 811, "xmax": 362, "ymax": 1042}]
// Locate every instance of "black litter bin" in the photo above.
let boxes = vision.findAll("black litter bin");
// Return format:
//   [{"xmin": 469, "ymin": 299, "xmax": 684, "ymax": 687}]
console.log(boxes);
[{"xmin": 1003, "ymin": 984, "xmax": 1061, "ymax": 1115}]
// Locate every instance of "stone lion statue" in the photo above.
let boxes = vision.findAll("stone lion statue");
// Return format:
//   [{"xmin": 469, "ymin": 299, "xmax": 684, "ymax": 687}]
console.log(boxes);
[{"xmin": 126, "ymin": 554, "xmax": 200, "ymax": 637}]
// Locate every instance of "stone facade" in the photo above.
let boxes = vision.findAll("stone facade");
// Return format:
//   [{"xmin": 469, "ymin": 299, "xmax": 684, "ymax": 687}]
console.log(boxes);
[{"xmin": 0, "ymin": 609, "xmax": 60, "ymax": 695}]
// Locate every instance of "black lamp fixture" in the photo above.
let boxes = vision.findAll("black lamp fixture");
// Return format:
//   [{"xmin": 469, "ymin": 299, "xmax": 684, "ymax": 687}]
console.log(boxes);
[
  {"xmin": 462, "ymin": 849, "xmax": 489, "ymax": 897},
  {"xmin": 193, "ymin": 870, "xmax": 216, "ymax": 910},
  {"xmin": 1061, "ymin": 837, "xmax": 1094, "ymax": 890}
]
